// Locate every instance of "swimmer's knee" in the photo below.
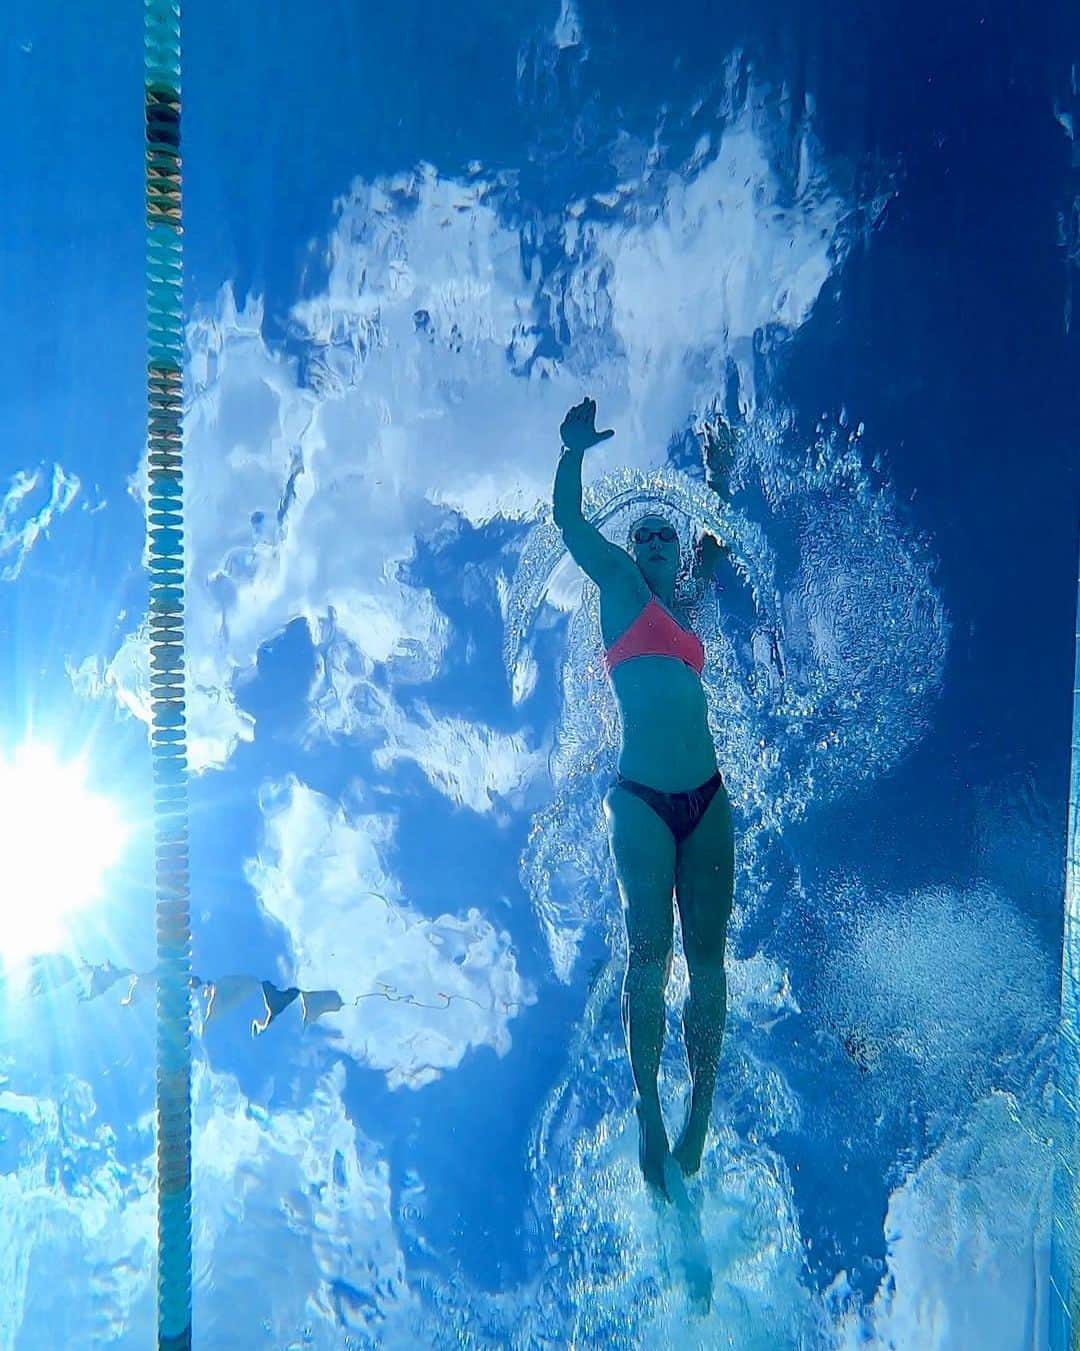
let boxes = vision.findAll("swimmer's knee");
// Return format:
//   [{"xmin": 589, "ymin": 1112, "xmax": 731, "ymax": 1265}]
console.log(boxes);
[
  {"xmin": 625, "ymin": 947, "xmax": 671, "ymax": 983},
  {"xmin": 684, "ymin": 946, "xmax": 726, "ymax": 985}
]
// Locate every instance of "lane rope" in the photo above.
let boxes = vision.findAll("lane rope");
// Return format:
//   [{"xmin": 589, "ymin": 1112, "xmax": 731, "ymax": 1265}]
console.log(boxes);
[{"xmin": 144, "ymin": 2, "xmax": 192, "ymax": 1346}]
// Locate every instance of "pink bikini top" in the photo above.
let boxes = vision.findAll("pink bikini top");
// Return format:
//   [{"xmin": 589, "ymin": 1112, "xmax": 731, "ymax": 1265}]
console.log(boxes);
[{"xmin": 604, "ymin": 596, "xmax": 705, "ymax": 676}]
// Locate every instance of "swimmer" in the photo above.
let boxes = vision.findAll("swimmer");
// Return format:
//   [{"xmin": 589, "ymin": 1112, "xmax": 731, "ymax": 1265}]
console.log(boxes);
[{"xmin": 552, "ymin": 397, "xmax": 737, "ymax": 1199}]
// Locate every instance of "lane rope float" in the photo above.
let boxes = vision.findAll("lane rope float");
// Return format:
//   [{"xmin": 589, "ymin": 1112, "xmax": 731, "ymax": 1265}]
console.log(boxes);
[{"xmin": 144, "ymin": 2, "xmax": 192, "ymax": 1346}]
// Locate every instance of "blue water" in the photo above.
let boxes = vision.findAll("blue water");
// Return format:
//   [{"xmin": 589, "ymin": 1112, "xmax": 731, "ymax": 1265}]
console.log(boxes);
[{"xmin": 1, "ymin": 1, "xmax": 1078, "ymax": 1346}]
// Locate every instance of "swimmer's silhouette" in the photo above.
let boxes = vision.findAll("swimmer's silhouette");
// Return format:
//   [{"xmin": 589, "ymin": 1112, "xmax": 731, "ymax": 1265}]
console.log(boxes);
[{"xmin": 553, "ymin": 397, "xmax": 739, "ymax": 1200}]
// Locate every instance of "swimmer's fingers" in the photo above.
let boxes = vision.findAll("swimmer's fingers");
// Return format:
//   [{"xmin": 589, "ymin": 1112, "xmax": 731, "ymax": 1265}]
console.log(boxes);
[
  {"xmin": 561, "ymin": 396, "xmax": 615, "ymax": 450},
  {"xmin": 697, "ymin": 417, "xmax": 737, "ymax": 497},
  {"xmin": 695, "ymin": 414, "xmax": 735, "ymax": 455},
  {"xmin": 583, "ymin": 396, "xmax": 615, "ymax": 443},
  {"xmin": 694, "ymin": 531, "xmax": 730, "ymax": 563}
]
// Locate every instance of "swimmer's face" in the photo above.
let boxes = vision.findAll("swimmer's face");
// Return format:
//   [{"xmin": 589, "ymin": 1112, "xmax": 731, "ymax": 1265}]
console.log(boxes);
[{"xmin": 629, "ymin": 515, "xmax": 680, "ymax": 587}]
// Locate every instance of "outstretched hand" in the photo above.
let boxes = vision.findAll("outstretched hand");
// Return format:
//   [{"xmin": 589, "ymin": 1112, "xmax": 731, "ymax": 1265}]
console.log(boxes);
[
  {"xmin": 695, "ymin": 412, "xmax": 737, "ymax": 494},
  {"xmin": 560, "ymin": 397, "xmax": 615, "ymax": 453},
  {"xmin": 692, "ymin": 530, "xmax": 731, "ymax": 582},
  {"xmin": 694, "ymin": 531, "xmax": 729, "ymax": 561}
]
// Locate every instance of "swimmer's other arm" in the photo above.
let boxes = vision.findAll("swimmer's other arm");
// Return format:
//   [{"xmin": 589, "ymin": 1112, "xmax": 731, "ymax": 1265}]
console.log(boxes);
[
  {"xmin": 691, "ymin": 531, "xmax": 732, "ymax": 587},
  {"xmin": 552, "ymin": 443, "xmax": 639, "ymax": 591},
  {"xmin": 692, "ymin": 414, "xmax": 737, "ymax": 588}
]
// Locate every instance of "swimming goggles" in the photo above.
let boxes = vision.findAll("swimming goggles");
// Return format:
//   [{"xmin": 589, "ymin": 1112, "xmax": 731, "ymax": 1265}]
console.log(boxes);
[{"xmin": 631, "ymin": 525, "xmax": 678, "ymax": 545}]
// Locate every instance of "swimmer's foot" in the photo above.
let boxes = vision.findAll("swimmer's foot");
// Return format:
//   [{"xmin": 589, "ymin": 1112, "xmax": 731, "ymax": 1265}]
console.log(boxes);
[
  {"xmin": 635, "ymin": 1099, "xmax": 672, "ymax": 1200},
  {"xmin": 673, "ymin": 1109, "xmax": 708, "ymax": 1177}
]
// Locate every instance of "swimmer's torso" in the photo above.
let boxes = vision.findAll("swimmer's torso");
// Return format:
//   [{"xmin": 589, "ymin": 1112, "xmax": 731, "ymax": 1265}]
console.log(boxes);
[{"xmin": 600, "ymin": 587, "xmax": 718, "ymax": 791}]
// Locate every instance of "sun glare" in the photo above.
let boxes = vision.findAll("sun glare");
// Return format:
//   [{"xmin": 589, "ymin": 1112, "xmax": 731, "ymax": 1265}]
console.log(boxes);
[{"xmin": 0, "ymin": 741, "xmax": 129, "ymax": 962}]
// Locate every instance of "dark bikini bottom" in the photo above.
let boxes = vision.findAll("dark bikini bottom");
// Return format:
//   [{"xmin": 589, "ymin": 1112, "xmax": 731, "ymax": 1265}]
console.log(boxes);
[{"xmin": 613, "ymin": 769, "xmax": 724, "ymax": 843}]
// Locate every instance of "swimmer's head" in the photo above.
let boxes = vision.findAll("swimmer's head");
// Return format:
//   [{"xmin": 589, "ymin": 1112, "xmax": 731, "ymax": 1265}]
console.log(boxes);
[{"xmin": 627, "ymin": 513, "xmax": 681, "ymax": 593}]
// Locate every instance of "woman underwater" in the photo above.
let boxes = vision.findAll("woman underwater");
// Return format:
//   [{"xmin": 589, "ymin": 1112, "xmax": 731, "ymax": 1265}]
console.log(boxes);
[{"xmin": 553, "ymin": 396, "xmax": 736, "ymax": 1200}]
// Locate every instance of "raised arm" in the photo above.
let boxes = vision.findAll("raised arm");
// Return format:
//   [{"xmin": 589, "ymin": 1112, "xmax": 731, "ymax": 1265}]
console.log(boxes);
[
  {"xmin": 691, "ymin": 414, "xmax": 739, "ymax": 587},
  {"xmin": 553, "ymin": 399, "xmax": 640, "ymax": 592}
]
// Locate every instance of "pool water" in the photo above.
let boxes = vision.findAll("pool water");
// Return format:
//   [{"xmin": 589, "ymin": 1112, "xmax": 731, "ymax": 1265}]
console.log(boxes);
[{"xmin": 0, "ymin": 1, "xmax": 1077, "ymax": 1347}]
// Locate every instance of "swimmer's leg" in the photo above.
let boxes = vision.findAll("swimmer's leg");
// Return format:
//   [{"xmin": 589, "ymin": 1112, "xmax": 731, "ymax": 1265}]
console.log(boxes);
[
  {"xmin": 673, "ymin": 782, "xmax": 734, "ymax": 1175},
  {"xmin": 604, "ymin": 783, "xmax": 677, "ymax": 1198}
]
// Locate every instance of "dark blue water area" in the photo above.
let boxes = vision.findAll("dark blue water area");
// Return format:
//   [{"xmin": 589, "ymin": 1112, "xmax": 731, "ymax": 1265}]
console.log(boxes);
[
  {"xmin": 182, "ymin": 0, "xmax": 549, "ymax": 328},
  {"xmin": 337, "ymin": 965, "xmax": 595, "ymax": 1291},
  {"xmin": 401, "ymin": 519, "xmax": 531, "ymax": 723},
  {"xmin": 0, "ymin": 2, "xmax": 146, "ymax": 512},
  {"xmin": 734, "ymin": 4, "xmax": 1076, "ymax": 1295}
]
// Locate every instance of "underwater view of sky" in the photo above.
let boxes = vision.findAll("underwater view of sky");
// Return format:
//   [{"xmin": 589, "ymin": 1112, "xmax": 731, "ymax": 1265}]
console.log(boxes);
[{"xmin": 0, "ymin": 0, "xmax": 1078, "ymax": 1347}]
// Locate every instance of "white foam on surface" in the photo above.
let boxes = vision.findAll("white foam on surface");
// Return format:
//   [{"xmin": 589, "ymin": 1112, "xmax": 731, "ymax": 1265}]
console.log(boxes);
[
  {"xmin": 0, "ymin": 464, "xmax": 80, "ymax": 582},
  {"xmin": 243, "ymin": 774, "xmax": 536, "ymax": 1089},
  {"xmin": 834, "ymin": 1093, "xmax": 1052, "ymax": 1350},
  {"xmin": 0, "ymin": 1057, "xmax": 424, "ymax": 1350},
  {"xmin": 818, "ymin": 882, "xmax": 1054, "ymax": 1122},
  {"xmin": 363, "ymin": 684, "xmax": 548, "ymax": 814}
]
